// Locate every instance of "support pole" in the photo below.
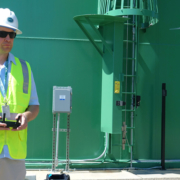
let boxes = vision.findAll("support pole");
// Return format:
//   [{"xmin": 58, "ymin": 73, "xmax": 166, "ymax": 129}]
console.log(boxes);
[
  {"xmin": 55, "ymin": 113, "xmax": 60, "ymax": 167},
  {"xmin": 65, "ymin": 113, "xmax": 70, "ymax": 172},
  {"xmin": 161, "ymin": 83, "xmax": 167, "ymax": 170},
  {"xmin": 52, "ymin": 114, "xmax": 56, "ymax": 172}
]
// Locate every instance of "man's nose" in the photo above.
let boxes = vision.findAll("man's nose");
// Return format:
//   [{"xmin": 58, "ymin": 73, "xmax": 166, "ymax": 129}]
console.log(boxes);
[{"xmin": 4, "ymin": 34, "xmax": 11, "ymax": 41}]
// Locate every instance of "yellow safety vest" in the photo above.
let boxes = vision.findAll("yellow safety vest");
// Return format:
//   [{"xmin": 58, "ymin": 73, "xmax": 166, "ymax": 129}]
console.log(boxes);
[{"xmin": 0, "ymin": 57, "xmax": 31, "ymax": 159}]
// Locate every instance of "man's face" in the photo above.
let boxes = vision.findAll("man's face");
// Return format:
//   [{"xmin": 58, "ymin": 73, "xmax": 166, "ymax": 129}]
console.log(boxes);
[{"xmin": 0, "ymin": 26, "xmax": 15, "ymax": 55}]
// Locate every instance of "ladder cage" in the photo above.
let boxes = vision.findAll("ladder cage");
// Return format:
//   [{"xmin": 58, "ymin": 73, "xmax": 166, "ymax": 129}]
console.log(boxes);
[
  {"xmin": 98, "ymin": 0, "xmax": 158, "ymax": 12},
  {"xmin": 98, "ymin": 0, "xmax": 158, "ymax": 27}
]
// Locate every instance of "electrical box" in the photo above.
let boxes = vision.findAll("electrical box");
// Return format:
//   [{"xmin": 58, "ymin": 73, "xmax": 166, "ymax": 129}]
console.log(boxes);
[{"xmin": 52, "ymin": 86, "xmax": 72, "ymax": 113}]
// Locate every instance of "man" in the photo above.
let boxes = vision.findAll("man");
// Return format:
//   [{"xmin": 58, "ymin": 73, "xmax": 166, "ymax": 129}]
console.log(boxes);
[{"xmin": 0, "ymin": 8, "xmax": 39, "ymax": 180}]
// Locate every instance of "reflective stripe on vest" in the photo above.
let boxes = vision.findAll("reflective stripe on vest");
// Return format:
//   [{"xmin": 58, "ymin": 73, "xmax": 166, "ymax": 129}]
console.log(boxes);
[{"xmin": 19, "ymin": 59, "xmax": 29, "ymax": 94}]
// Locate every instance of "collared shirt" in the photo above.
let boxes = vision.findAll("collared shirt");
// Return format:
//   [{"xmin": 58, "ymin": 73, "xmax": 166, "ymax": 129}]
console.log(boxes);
[{"xmin": 0, "ymin": 53, "xmax": 39, "ymax": 159}]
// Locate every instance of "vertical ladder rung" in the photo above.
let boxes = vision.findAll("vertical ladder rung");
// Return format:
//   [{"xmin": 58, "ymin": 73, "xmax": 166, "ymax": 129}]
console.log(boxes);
[
  {"xmin": 122, "ymin": 92, "xmax": 136, "ymax": 94},
  {"xmin": 123, "ymin": 40, "xmax": 135, "ymax": 43},
  {"xmin": 124, "ymin": 23, "xmax": 135, "ymax": 26},
  {"xmin": 124, "ymin": 75, "xmax": 135, "ymax": 77},
  {"xmin": 123, "ymin": 58, "xmax": 136, "ymax": 60},
  {"xmin": 122, "ymin": 109, "xmax": 135, "ymax": 112},
  {"xmin": 126, "ymin": 127, "xmax": 135, "ymax": 129}
]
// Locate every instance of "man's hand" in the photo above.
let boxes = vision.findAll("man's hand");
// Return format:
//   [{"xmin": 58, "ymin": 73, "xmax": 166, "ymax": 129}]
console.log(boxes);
[
  {"xmin": 11, "ymin": 105, "xmax": 39, "ymax": 131},
  {"xmin": 11, "ymin": 114, "xmax": 28, "ymax": 131},
  {"xmin": 0, "ymin": 116, "xmax": 10, "ymax": 130}
]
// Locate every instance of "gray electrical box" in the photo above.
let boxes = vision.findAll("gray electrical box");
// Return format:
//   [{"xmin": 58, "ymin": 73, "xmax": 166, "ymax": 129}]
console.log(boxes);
[{"xmin": 52, "ymin": 86, "xmax": 72, "ymax": 113}]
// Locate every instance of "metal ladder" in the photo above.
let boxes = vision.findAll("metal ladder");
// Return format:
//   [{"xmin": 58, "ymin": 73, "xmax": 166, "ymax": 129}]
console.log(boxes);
[{"xmin": 121, "ymin": 13, "xmax": 138, "ymax": 167}]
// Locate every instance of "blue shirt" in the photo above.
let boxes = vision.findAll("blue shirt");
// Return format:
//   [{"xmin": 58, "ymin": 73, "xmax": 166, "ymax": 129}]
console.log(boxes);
[{"xmin": 0, "ymin": 53, "xmax": 39, "ymax": 159}]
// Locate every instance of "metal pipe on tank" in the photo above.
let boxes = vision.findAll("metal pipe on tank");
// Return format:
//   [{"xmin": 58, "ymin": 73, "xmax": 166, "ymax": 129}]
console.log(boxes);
[
  {"xmin": 25, "ymin": 158, "xmax": 180, "ymax": 167},
  {"xmin": 26, "ymin": 166, "xmax": 162, "ymax": 171}
]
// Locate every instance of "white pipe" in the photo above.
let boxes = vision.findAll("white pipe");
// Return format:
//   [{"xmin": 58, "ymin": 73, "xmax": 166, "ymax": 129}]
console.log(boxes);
[
  {"xmin": 58, "ymin": 133, "xmax": 108, "ymax": 164},
  {"xmin": 133, "ymin": 159, "xmax": 180, "ymax": 163},
  {"xmin": 25, "ymin": 159, "xmax": 180, "ymax": 166},
  {"xmin": 26, "ymin": 166, "xmax": 162, "ymax": 171}
]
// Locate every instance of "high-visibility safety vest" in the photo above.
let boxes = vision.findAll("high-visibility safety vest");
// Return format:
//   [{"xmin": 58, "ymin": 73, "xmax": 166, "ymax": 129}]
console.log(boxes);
[{"xmin": 0, "ymin": 57, "xmax": 31, "ymax": 159}]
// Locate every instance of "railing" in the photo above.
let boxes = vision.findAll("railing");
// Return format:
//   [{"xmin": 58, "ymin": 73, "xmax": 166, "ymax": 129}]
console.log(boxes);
[
  {"xmin": 98, "ymin": 0, "xmax": 158, "ymax": 13},
  {"xmin": 98, "ymin": 0, "xmax": 158, "ymax": 26}
]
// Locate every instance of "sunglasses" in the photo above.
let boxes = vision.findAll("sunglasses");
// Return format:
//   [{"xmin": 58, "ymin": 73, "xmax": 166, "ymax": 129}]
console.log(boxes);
[{"xmin": 0, "ymin": 31, "xmax": 16, "ymax": 39}]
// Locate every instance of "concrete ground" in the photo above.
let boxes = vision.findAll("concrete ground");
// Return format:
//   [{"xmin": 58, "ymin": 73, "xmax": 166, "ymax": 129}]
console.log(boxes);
[{"xmin": 26, "ymin": 169, "xmax": 180, "ymax": 180}]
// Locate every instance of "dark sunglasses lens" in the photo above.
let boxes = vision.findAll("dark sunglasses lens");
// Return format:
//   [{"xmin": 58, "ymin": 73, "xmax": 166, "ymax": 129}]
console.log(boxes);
[
  {"xmin": 9, "ymin": 32, "xmax": 16, "ymax": 38},
  {"xmin": 0, "ymin": 31, "xmax": 16, "ymax": 38},
  {"xmin": 0, "ymin": 31, "xmax": 8, "ymax": 38}
]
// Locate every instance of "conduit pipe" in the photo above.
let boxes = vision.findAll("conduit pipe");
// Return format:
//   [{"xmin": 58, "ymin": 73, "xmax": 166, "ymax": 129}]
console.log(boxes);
[
  {"xmin": 26, "ymin": 166, "xmax": 162, "ymax": 171},
  {"xmin": 26, "ymin": 126, "xmax": 180, "ymax": 168},
  {"xmin": 26, "ymin": 130, "xmax": 180, "ymax": 166},
  {"xmin": 25, "ymin": 125, "xmax": 180, "ymax": 167},
  {"xmin": 25, "ymin": 159, "xmax": 180, "ymax": 168},
  {"xmin": 26, "ymin": 133, "xmax": 109, "ymax": 168},
  {"xmin": 58, "ymin": 132, "xmax": 109, "ymax": 164}
]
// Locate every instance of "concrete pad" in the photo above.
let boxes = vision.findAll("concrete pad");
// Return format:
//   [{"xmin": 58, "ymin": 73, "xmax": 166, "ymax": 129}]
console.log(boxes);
[
  {"xmin": 67, "ymin": 170, "xmax": 140, "ymax": 180},
  {"xmin": 27, "ymin": 170, "xmax": 140, "ymax": 180},
  {"xmin": 25, "ymin": 175, "xmax": 36, "ymax": 180},
  {"xmin": 26, "ymin": 169, "xmax": 180, "ymax": 180},
  {"xmin": 130, "ymin": 169, "xmax": 180, "ymax": 179}
]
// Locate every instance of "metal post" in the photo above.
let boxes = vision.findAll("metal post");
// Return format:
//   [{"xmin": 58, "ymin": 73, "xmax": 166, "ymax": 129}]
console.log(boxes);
[
  {"xmin": 55, "ymin": 113, "xmax": 60, "ymax": 167},
  {"xmin": 52, "ymin": 114, "xmax": 56, "ymax": 172},
  {"xmin": 65, "ymin": 113, "xmax": 70, "ymax": 172},
  {"xmin": 161, "ymin": 83, "xmax": 167, "ymax": 170}
]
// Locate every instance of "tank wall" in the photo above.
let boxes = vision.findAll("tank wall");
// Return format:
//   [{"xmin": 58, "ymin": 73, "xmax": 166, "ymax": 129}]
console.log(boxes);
[
  {"xmin": 135, "ymin": 0, "xmax": 180, "ymax": 162},
  {"xmin": 1, "ymin": 0, "xmax": 106, "ymax": 161},
  {"xmin": 1, "ymin": 0, "xmax": 180, "ymax": 168}
]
